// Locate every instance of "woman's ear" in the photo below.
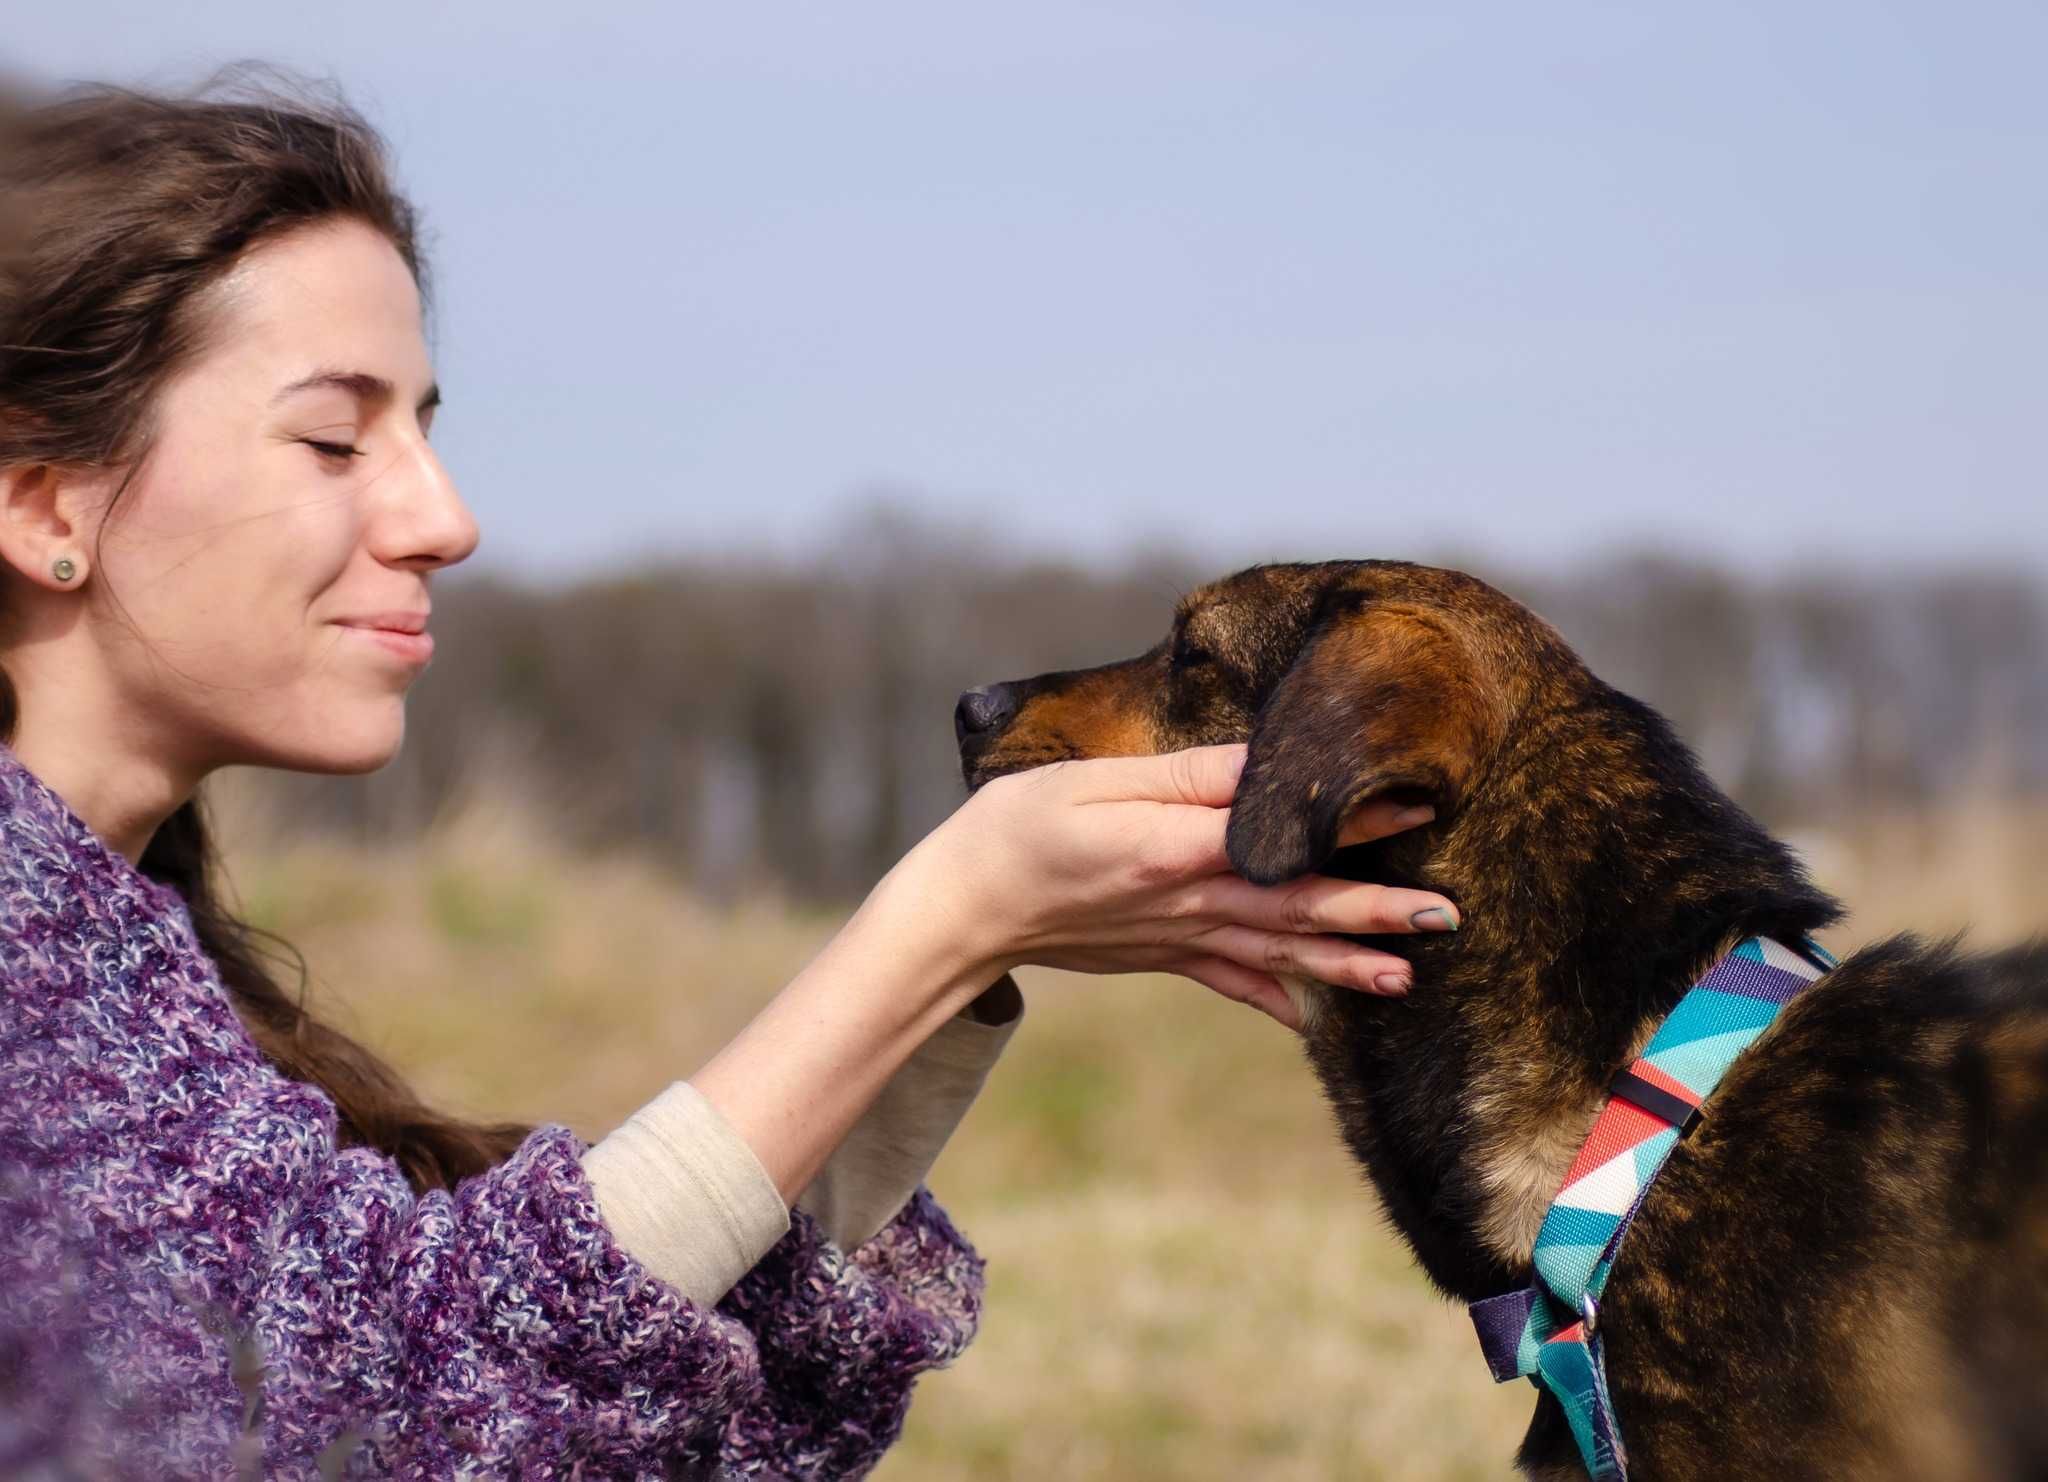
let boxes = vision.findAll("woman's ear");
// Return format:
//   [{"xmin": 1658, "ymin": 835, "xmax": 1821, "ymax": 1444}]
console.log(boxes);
[
  {"xmin": 0, "ymin": 463, "xmax": 97, "ymax": 591},
  {"xmin": 1224, "ymin": 601, "xmax": 1499, "ymax": 885}
]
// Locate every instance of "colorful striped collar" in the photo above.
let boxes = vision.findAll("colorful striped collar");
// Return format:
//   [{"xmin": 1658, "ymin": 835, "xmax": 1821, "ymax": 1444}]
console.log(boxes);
[{"xmin": 1468, "ymin": 936, "xmax": 1837, "ymax": 1481}]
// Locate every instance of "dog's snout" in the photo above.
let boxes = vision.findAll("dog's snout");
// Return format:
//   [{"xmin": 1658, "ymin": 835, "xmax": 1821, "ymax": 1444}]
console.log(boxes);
[{"xmin": 954, "ymin": 684, "xmax": 1018, "ymax": 744}]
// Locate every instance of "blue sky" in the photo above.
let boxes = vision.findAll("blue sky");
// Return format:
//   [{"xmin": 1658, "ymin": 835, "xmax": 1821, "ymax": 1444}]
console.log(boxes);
[{"xmin": 8, "ymin": 3, "xmax": 2045, "ymax": 581}]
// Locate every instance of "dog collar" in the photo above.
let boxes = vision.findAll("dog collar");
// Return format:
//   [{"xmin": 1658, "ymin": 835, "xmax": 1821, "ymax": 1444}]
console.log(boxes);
[{"xmin": 1467, "ymin": 935, "xmax": 1837, "ymax": 1480}]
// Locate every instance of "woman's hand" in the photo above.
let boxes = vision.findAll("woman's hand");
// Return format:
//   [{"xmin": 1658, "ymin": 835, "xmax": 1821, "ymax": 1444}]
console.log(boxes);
[
  {"xmin": 904, "ymin": 743, "xmax": 1459, "ymax": 1030},
  {"xmin": 690, "ymin": 742, "xmax": 1455, "ymax": 1201}
]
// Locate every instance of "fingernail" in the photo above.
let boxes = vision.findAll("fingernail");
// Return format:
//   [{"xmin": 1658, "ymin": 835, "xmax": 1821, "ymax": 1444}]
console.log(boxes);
[
  {"xmin": 1373, "ymin": 972, "xmax": 1410, "ymax": 995},
  {"xmin": 1393, "ymin": 804, "xmax": 1435, "ymax": 828},
  {"xmin": 1411, "ymin": 906, "xmax": 1459, "ymax": 932}
]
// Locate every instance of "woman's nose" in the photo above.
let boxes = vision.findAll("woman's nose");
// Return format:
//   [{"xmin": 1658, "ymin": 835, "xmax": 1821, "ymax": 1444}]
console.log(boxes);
[{"xmin": 377, "ymin": 440, "xmax": 480, "ymax": 571}]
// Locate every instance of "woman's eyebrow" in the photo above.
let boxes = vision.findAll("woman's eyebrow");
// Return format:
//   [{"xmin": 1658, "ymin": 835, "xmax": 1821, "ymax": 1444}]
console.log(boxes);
[{"xmin": 270, "ymin": 368, "xmax": 443, "ymax": 413}]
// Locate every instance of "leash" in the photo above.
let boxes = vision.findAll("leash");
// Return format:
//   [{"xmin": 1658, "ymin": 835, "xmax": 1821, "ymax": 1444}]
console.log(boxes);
[{"xmin": 1467, "ymin": 936, "xmax": 1838, "ymax": 1480}]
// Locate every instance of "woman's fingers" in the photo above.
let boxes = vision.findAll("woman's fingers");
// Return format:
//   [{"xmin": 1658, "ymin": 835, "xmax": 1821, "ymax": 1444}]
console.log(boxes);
[
  {"xmin": 1175, "ymin": 954, "xmax": 1303, "ymax": 1031},
  {"xmin": 1062, "ymin": 744, "xmax": 1248, "ymax": 807},
  {"xmin": 1190, "ymin": 874, "xmax": 1460, "ymax": 937},
  {"xmin": 1069, "ymin": 748, "xmax": 1433, "ymax": 846},
  {"xmin": 1136, "ymin": 804, "xmax": 1233, "ymax": 883},
  {"xmin": 1045, "ymin": 751, "xmax": 1443, "ymax": 889},
  {"xmin": 1185, "ymin": 923, "xmax": 1414, "ymax": 997},
  {"xmin": 1109, "ymin": 781, "xmax": 1445, "ymax": 890}
]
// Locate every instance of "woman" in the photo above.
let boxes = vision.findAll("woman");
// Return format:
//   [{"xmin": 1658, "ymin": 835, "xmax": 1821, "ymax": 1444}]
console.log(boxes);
[{"xmin": 0, "ymin": 74, "xmax": 1458, "ymax": 1477}]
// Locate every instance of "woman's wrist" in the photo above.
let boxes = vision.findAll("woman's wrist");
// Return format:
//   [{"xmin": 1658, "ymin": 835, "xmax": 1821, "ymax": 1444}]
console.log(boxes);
[
  {"xmin": 860, "ymin": 863, "xmax": 1025, "ymax": 1026},
  {"xmin": 865, "ymin": 814, "xmax": 1013, "ymax": 1005},
  {"xmin": 686, "ymin": 836, "xmax": 1007, "ymax": 1203}
]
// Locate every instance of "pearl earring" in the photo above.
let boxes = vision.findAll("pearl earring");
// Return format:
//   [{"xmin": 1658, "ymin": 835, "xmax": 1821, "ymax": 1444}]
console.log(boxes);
[{"xmin": 52, "ymin": 557, "xmax": 77, "ymax": 582}]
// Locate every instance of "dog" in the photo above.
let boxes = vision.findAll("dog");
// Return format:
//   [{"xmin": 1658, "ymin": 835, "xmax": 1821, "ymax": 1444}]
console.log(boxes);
[{"xmin": 955, "ymin": 559, "xmax": 2048, "ymax": 1481}]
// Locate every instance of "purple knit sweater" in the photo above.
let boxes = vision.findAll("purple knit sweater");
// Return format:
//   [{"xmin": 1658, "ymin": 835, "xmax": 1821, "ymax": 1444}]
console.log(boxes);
[{"xmin": 0, "ymin": 743, "xmax": 985, "ymax": 1479}]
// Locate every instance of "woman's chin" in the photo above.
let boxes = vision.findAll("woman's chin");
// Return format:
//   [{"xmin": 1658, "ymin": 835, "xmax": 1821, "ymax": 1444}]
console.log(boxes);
[{"xmin": 265, "ymin": 708, "xmax": 408, "ymax": 776}]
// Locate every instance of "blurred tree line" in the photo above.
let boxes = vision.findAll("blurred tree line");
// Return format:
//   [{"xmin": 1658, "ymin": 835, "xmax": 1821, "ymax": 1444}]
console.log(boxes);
[{"xmin": 249, "ymin": 506, "xmax": 2048, "ymax": 903}]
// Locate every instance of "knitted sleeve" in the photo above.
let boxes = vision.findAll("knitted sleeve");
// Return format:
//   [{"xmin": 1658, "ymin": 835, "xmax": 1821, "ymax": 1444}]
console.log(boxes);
[
  {"xmin": 1, "ymin": 917, "xmax": 982, "ymax": 1479},
  {"xmin": 3, "ymin": 1070, "xmax": 982, "ymax": 1478},
  {"xmin": 716, "ymin": 1187, "xmax": 985, "ymax": 1477},
  {"xmin": 259, "ymin": 1115, "xmax": 985, "ymax": 1479}
]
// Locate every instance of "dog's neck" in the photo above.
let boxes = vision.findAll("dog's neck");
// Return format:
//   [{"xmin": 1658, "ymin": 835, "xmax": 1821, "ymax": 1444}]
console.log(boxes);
[{"xmin": 1311, "ymin": 683, "xmax": 1842, "ymax": 1302}]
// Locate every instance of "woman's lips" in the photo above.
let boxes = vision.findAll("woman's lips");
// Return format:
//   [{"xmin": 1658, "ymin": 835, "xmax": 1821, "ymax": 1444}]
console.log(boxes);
[{"xmin": 337, "ymin": 622, "xmax": 434, "ymax": 665}]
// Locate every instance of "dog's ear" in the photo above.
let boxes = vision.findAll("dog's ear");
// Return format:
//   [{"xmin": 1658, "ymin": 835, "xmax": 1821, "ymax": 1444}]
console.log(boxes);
[{"xmin": 1225, "ymin": 598, "xmax": 1498, "ymax": 885}]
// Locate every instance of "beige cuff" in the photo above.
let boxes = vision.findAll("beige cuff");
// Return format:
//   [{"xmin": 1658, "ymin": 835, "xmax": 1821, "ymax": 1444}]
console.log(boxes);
[
  {"xmin": 583, "ymin": 988, "xmax": 1024, "ymax": 1304},
  {"xmin": 796, "ymin": 989, "xmax": 1023, "ymax": 1249},
  {"xmin": 581, "ymin": 1080, "xmax": 790, "ymax": 1307}
]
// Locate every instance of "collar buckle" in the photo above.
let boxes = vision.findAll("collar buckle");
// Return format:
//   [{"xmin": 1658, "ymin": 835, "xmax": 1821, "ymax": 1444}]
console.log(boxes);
[{"xmin": 1608, "ymin": 1066, "xmax": 1705, "ymax": 1138}]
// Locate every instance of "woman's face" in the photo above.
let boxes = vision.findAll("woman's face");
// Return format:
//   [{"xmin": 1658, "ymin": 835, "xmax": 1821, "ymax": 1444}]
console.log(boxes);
[{"xmin": 89, "ymin": 217, "xmax": 477, "ymax": 777}]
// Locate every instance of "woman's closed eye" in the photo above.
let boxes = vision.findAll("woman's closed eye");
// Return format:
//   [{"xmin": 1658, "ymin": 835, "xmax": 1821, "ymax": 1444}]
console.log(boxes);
[{"xmin": 300, "ymin": 437, "xmax": 366, "ymax": 461}]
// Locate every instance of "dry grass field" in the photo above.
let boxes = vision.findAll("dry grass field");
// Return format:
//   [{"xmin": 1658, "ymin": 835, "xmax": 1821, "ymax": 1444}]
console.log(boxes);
[{"xmin": 212, "ymin": 785, "xmax": 2045, "ymax": 1481}]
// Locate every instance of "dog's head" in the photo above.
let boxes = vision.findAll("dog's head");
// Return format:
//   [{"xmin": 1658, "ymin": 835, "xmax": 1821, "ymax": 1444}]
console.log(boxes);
[
  {"xmin": 957, "ymin": 559, "xmax": 1585, "ymax": 885},
  {"xmin": 960, "ymin": 558, "xmax": 1848, "ymax": 1308}
]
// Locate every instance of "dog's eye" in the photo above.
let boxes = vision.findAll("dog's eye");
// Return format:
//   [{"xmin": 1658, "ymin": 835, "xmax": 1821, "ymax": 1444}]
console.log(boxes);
[{"xmin": 1171, "ymin": 639, "xmax": 1215, "ymax": 670}]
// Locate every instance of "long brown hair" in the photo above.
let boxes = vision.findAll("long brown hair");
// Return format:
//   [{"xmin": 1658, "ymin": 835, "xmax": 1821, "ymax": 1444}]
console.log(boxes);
[{"xmin": 0, "ymin": 68, "xmax": 529, "ymax": 1192}]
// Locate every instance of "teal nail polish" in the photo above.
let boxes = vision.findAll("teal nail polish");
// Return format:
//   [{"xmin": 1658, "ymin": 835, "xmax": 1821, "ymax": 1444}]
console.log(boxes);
[{"xmin": 1411, "ymin": 906, "xmax": 1459, "ymax": 932}]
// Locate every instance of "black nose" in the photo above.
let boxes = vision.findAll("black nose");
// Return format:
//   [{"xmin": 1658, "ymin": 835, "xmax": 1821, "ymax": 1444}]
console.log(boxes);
[{"xmin": 954, "ymin": 684, "xmax": 1018, "ymax": 745}]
